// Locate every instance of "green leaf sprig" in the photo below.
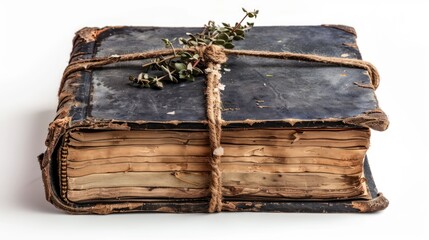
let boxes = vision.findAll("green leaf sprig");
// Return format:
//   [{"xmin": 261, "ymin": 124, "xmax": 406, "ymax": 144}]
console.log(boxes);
[{"xmin": 129, "ymin": 8, "xmax": 259, "ymax": 89}]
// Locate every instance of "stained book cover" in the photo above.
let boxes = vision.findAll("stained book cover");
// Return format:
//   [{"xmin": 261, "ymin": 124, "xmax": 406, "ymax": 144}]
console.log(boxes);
[{"xmin": 39, "ymin": 25, "xmax": 389, "ymax": 214}]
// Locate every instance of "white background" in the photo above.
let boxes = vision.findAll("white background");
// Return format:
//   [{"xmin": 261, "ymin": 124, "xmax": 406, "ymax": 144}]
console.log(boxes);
[{"xmin": 1, "ymin": 0, "xmax": 428, "ymax": 239}]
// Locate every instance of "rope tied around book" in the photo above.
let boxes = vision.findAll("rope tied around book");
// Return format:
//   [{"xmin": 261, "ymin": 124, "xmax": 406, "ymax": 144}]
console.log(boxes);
[
  {"xmin": 197, "ymin": 45, "xmax": 228, "ymax": 212},
  {"xmin": 60, "ymin": 45, "xmax": 380, "ymax": 213}
]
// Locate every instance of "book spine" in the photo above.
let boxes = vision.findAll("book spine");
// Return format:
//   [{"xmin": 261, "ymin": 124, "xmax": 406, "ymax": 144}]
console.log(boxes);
[{"xmin": 38, "ymin": 27, "xmax": 101, "ymax": 214}]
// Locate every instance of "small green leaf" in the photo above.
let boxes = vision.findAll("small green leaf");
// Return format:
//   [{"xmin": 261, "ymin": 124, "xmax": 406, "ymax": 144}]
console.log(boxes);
[
  {"xmin": 187, "ymin": 34, "xmax": 197, "ymax": 41},
  {"xmin": 174, "ymin": 63, "xmax": 186, "ymax": 71},
  {"xmin": 161, "ymin": 38, "xmax": 172, "ymax": 47},
  {"xmin": 235, "ymin": 29, "xmax": 245, "ymax": 35},
  {"xmin": 187, "ymin": 62, "xmax": 193, "ymax": 71},
  {"xmin": 242, "ymin": 7, "xmax": 247, "ymax": 13},
  {"xmin": 217, "ymin": 33, "xmax": 229, "ymax": 41},
  {"xmin": 224, "ymin": 42, "xmax": 235, "ymax": 49},
  {"xmin": 181, "ymin": 52, "xmax": 192, "ymax": 59},
  {"xmin": 178, "ymin": 37, "xmax": 187, "ymax": 44},
  {"xmin": 213, "ymin": 39, "xmax": 226, "ymax": 45}
]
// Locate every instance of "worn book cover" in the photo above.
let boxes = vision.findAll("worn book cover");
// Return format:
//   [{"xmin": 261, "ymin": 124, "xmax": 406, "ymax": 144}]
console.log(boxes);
[{"xmin": 39, "ymin": 25, "xmax": 389, "ymax": 214}]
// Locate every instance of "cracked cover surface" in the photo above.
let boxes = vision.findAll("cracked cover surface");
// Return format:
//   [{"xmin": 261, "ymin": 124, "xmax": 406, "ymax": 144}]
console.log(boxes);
[{"xmin": 69, "ymin": 26, "xmax": 387, "ymax": 130}]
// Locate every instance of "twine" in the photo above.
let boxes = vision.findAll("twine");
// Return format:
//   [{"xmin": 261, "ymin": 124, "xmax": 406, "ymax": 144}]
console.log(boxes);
[{"xmin": 60, "ymin": 45, "xmax": 380, "ymax": 213}]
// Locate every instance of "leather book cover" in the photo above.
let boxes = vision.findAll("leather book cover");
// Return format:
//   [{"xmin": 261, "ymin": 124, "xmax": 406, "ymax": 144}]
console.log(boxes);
[{"xmin": 39, "ymin": 25, "xmax": 389, "ymax": 214}]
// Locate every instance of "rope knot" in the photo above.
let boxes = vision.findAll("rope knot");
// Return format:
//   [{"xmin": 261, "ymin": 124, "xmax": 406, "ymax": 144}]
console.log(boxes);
[{"xmin": 195, "ymin": 45, "xmax": 228, "ymax": 64}]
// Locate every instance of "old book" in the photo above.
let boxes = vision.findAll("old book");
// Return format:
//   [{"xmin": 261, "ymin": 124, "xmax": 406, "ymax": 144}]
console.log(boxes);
[{"xmin": 39, "ymin": 25, "xmax": 389, "ymax": 214}]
